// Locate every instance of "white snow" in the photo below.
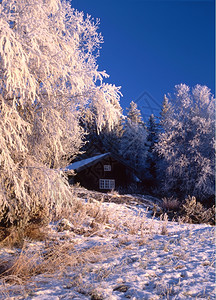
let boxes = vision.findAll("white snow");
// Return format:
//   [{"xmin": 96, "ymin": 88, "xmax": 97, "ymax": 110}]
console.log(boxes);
[{"xmin": 0, "ymin": 193, "xmax": 215, "ymax": 300}]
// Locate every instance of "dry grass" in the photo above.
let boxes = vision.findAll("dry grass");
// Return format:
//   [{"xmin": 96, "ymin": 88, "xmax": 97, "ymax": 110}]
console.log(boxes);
[
  {"xmin": 0, "ymin": 241, "xmax": 74, "ymax": 281},
  {"xmin": 0, "ymin": 224, "xmax": 48, "ymax": 248},
  {"xmin": 58, "ymin": 191, "xmax": 153, "ymax": 239},
  {"xmin": 0, "ymin": 189, "xmax": 156, "ymax": 299},
  {"xmin": 160, "ymin": 213, "xmax": 169, "ymax": 235},
  {"xmin": 162, "ymin": 197, "xmax": 180, "ymax": 211},
  {"xmin": 56, "ymin": 192, "xmax": 110, "ymax": 231},
  {"xmin": 0, "ymin": 236, "xmax": 119, "ymax": 299}
]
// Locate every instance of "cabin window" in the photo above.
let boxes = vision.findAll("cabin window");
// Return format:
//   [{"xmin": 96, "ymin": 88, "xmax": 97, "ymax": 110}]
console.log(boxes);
[
  {"xmin": 104, "ymin": 165, "xmax": 111, "ymax": 171},
  {"xmin": 99, "ymin": 179, "xmax": 115, "ymax": 190}
]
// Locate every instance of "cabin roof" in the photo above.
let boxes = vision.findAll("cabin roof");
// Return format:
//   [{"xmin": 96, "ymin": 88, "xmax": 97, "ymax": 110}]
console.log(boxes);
[
  {"xmin": 64, "ymin": 153, "xmax": 110, "ymax": 172},
  {"xmin": 64, "ymin": 152, "xmax": 142, "ymax": 182}
]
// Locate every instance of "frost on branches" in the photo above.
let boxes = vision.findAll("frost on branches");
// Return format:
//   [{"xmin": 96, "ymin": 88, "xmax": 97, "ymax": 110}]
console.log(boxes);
[
  {"xmin": 156, "ymin": 84, "xmax": 215, "ymax": 202},
  {"xmin": 144, "ymin": 114, "xmax": 159, "ymax": 189},
  {"xmin": 120, "ymin": 101, "xmax": 147, "ymax": 173},
  {"xmin": 0, "ymin": 0, "xmax": 122, "ymax": 227}
]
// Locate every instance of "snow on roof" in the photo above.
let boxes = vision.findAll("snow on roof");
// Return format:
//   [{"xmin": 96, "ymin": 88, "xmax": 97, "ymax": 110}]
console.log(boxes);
[{"xmin": 64, "ymin": 153, "xmax": 110, "ymax": 172}]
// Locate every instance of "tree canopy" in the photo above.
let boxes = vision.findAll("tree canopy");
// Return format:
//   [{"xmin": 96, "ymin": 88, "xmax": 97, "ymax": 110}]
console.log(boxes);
[
  {"xmin": 0, "ymin": 0, "xmax": 122, "ymax": 226},
  {"xmin": 156, "ymin": 84, "xmax": 215, "ymax": 201}
]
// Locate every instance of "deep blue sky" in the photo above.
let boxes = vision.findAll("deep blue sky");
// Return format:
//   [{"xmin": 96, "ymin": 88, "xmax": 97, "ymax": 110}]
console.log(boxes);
[{"xmin": 72, "ymin": 0, "xmax": 215, "ymax": 117}]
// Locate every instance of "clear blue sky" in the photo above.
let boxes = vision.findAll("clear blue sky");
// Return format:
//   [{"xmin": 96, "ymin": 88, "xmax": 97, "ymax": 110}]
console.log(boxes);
[{"xmin": 72, "ymin": 0, "xmax": 215, "ymax": 116}]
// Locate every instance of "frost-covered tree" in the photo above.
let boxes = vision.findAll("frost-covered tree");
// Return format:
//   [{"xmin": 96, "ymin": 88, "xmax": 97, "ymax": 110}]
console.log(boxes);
[
  {"xmin": 154, "ymin": 95, "xmax": 173, "ymax": 191},
  {"xmin": 159, "ymin": 95, "xmax": 173, "ymax": 131},
  {"xmin": 0, "ymin": 0, "xmax": 122, "ymax": 227},
  {"xmin": 98, "ymin": 115, "xmax": 124, "ymax": 155},
  {"xmin": 120, "ymin": 102, "xmax": 147, "ymax": 173},
  {"xmin": 126, "ymin": 101, "xmax": 143, "ymax": 125},
  {"xmin": 79, "ymin": 97, "xmax": 124, "ymax": 156},
  {"xmin": 155, "ymin": 84, "xmax": 215, "ymax": 202},
  {"xmin": 144, "ymin": 114, "xmax": 159, "ymax": 189}
]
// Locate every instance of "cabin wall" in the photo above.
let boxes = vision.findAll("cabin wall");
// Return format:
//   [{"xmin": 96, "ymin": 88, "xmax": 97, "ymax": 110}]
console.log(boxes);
[{"xmin": 71, "ymin": 157, "xmax": 134, "ymax": 191}]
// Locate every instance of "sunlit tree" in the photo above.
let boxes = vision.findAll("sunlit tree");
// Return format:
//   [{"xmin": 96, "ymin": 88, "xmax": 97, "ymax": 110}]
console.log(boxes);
[
  {"xmin": 120, "ymin": 101, "xmax": 147, "ymax": 172},
  {"xmin": 0, "ymin": 0, "xmax": 122, "ymax": 226},
  {"xmin": 156, "ymin": 84, "xmax": 215, "ymax": 202}
]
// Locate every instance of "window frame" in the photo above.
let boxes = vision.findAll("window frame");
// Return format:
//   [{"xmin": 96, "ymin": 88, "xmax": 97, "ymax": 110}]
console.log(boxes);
[
  {"xmin": 104, "ymin": 165, "xmax": 111, "ymax": 171},
  {"xmin": 99, "ymin": 179, "xmax": 115, "ymax": 190}
]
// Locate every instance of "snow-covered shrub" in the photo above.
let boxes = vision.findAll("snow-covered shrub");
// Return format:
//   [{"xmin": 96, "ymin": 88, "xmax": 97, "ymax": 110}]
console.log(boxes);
[
  {"xmin": 179, "ymin": 196, "xmax": 215, "ymax": 225},
  {"xmin": 0, "ymin": 0, "xmax": 122, "ymax": 228}
]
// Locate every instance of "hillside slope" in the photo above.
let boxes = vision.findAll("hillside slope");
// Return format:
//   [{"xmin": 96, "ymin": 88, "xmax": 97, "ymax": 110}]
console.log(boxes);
[{"xmin": 0, "ymin": 189, "xmax": 215, "ymax": 299}]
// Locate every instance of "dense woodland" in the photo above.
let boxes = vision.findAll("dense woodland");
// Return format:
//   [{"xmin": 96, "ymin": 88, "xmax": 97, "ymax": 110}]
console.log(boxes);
[
  {"xmin": 0, "ymin": 0, "xmax": 215, "ymax": 229},
  {"xmin": 83, "ymin": 86, "xmax": 215, "ymax": 207}
]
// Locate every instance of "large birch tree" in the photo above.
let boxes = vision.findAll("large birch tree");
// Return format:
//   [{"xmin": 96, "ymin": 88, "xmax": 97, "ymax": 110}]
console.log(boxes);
[{"xmin": 0, "ymin": 0, "xmax": 122, "ymax": 226}]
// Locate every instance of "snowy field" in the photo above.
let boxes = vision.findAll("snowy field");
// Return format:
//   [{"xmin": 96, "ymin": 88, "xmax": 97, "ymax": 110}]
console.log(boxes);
[{"xmin": 0, "ymin": 192, "xmax": 215, "ymax": 300}]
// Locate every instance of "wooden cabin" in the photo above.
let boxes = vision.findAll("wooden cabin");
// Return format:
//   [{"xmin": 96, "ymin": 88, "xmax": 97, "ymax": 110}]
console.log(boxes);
[{"xmin": 65, "ymin": 153, "xmax": 140, "ymax": 191}]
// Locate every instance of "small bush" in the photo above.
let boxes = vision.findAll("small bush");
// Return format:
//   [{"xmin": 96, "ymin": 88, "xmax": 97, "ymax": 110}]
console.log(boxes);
[
  {"xmin": 162, "ymin": 197, "xmax": 180, "ymax": 211},
  {"xmin": 179, "ymin": 196, "xmax": 215, "ymax": 225}
]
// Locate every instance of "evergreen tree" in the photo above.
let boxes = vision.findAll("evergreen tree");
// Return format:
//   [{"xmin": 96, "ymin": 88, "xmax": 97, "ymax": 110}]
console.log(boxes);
[
  {"xmin": 159, "ymin": 95, "xmax": 173, "ymax": 130},
  {"xmin": 144, "ymin": 114, "xmax": 159, "ymax": 189},
  {"xmin": 155, "ymin": 94, "xmax": 173, "ymax": 191},
  {"xmin": 126, "ymin": 101, "xmax": 144, "ymax": 125},
  {"xmin": 120, "ymin": 102, "xmax": 147, "ymax": 173}
]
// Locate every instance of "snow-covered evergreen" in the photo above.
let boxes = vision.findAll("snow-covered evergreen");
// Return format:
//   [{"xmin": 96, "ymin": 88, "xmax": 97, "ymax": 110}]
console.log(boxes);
[
  {"xmin": 144, "ymin": 114, "xmax": 159, "ymax": 189},
  {"xmin": 126, "ymin": 101, "xmax": 144, "ymax": 125},
  {"xmin": 120, "ymin": 101, "xmax": 147, "ymax": 173}
]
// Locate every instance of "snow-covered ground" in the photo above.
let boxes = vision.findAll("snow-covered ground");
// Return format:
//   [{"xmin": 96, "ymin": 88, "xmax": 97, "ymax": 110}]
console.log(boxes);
[{"xmin": 0, "ymin": 192, "xmax": 215, "ymax": 300}]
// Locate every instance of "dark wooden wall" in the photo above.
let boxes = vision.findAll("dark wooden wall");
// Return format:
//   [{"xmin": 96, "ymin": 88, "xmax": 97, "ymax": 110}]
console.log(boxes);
[{"xmin": 70, "ymin": 156, "xmax": 134, "ymax": 191}]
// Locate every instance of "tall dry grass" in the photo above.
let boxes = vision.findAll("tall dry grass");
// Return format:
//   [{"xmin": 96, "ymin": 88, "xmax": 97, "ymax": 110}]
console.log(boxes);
[{"xmin": 0, "ymin": 189, "xmax": 155, "ymax": 299}]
